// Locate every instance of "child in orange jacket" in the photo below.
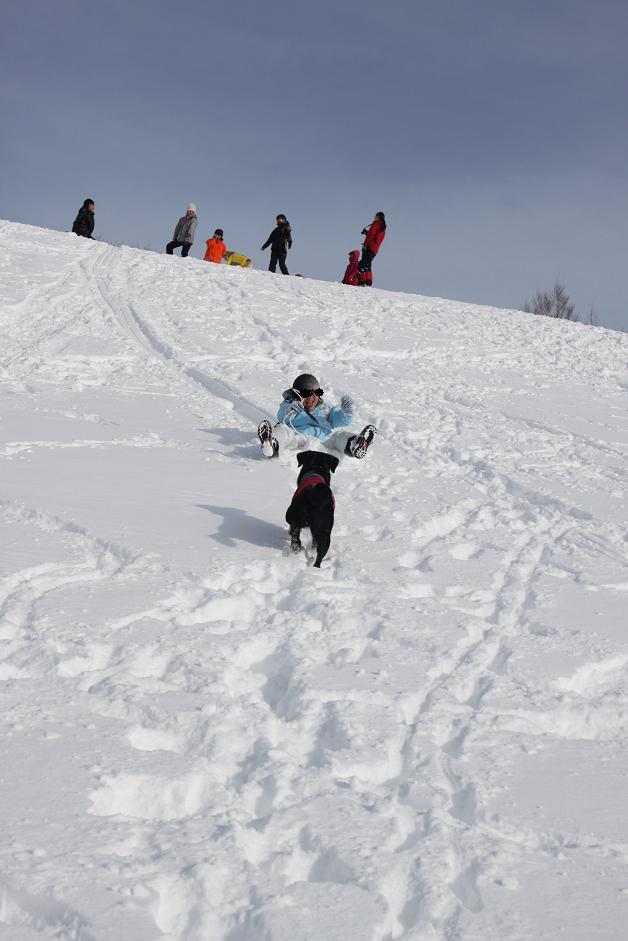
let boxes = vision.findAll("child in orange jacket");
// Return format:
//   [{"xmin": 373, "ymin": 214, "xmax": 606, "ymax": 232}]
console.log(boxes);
[{"xmin": 204, "ymin": 229, "xmax": 228, "ymax": 263}]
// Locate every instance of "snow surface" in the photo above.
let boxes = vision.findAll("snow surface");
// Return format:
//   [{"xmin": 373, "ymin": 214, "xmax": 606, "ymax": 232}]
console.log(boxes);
[{"xmin": 1, "ymin": 218, "xmax": 628, "ymax": 941}]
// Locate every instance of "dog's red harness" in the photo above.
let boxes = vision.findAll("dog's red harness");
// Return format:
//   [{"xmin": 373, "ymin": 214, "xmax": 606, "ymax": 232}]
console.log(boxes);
[{"xmin": 292, "ymin": 473, "xmax": 335, "ymax": 509}]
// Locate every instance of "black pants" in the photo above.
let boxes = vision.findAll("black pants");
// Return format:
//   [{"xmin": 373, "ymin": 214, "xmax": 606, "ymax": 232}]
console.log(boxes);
[
  {"xmin": 166, "ymin": 240, "xmax": 191, "ymax": 257},
  {"xmin": 269, "ymin": 247, "xmax": 289, "ymax": 274},
  {"xmin": 358, "ymin": 247, "xmax": 374, "ymax": 286}
]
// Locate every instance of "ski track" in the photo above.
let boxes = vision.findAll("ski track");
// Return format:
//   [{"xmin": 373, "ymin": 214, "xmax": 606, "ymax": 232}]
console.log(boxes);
[
  {"xmin": 90, "ymin": 247, "xmax": 269, "ymax": 427},
  {"xmin": 1, "ymin": 224, "xmax": 628, "ymax": 940}
]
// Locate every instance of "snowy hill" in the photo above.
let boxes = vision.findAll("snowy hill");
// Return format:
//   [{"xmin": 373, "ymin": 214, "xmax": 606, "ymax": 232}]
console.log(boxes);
[{"xmin": 1, "ymin": 218, "xmax": 627, "ymax": 941}]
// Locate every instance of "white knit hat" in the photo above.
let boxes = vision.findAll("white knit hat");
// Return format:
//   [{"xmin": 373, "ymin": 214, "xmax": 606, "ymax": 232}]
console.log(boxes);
[{"xmin": 186, "ymin": 203, "xmax": 196, "ymax": 212}]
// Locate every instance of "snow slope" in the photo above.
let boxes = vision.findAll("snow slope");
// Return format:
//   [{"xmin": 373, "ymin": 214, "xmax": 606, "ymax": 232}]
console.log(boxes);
[{"xmin": 1, "ymin": 219, "xmax": 627, "ymax": 941}]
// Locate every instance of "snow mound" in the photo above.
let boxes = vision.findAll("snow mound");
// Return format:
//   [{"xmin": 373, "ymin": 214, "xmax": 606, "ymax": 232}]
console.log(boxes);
[{"xmin": 1, "ymin": 219, "xmax": 628, "ymax": 940}]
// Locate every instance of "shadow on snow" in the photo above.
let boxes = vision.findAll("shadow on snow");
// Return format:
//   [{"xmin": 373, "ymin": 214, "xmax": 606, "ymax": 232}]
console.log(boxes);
[{"xmin": 196, "ymin": 503, "xmax": 286, "ymax": 549}]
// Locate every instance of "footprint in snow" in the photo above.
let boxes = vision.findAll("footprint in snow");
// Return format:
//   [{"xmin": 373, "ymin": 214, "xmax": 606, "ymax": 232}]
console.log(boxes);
[{"xmin": 448, "ymin": 542, "xmax": 480, "ymax": 560}]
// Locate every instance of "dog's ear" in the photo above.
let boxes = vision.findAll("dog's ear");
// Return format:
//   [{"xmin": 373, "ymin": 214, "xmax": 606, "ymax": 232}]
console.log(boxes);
[
  {"xmin": 297, "ymin": 451, "xmax": 338, "ymax": 473},
  {"xmin": 296, "ymin": 450, "xmax": 317, "ymax": 468},
  {"xmin": 317, "ymin": 453, "xmax": 339, "ymax": 474}
]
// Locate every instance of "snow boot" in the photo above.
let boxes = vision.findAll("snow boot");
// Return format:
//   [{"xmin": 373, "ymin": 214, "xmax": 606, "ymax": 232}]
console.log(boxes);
[
  {"xmin": 345, "ymin": 424, "xmax": 376, "ymax": 459},
  {"xmin": 258, "ymin": 419, "xmax": 278, "ymax": 458}
]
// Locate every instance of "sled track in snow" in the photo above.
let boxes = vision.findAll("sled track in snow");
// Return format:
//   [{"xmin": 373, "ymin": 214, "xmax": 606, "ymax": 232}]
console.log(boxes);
[{"xmin": 90, "ymin": 245, "xmax": 272, "ymax": 425}]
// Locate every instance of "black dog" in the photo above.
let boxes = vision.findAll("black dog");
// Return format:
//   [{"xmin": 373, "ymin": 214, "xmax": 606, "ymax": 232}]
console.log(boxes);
[{"xmin": 285, "ymin": 450, "xmax": 339, "ymax": 567}]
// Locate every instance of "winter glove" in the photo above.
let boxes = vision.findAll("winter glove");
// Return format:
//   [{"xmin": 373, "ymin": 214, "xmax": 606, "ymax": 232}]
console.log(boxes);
[
  {"xmin": 340, "ymin": 394, "xmax": 354, "ymax": 415},
  {"xmin": 287, "ymin": 401, "xmax": 305, "ymax": 419},
  {"xmin": 282, "ymin": 388, "xmax": 300, "ymax": 402}
]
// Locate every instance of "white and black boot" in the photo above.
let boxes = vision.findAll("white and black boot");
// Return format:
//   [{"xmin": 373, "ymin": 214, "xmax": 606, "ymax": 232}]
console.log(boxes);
[
  {"xmin": 257, "ymin": 419, "xmax": 278, "ymax": 458},
  {"xmin": 345, "ymin": 424, "xmax": 376, "ymax": 459}
]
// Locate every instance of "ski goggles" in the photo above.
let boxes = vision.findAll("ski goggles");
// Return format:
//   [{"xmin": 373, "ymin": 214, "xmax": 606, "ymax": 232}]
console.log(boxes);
[{"xmin": 294, "ymin": 387, "xmax": 323, "ymax": 399}]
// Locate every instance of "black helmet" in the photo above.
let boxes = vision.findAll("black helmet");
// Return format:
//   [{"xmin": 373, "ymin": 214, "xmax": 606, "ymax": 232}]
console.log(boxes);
[{"xmin": 293, "ymin": 373, "xmax": 323, "ymax": 397}]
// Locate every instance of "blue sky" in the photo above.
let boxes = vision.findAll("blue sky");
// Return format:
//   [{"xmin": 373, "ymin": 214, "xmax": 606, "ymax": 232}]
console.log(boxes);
[{"xmin": 2, "ymin": 0, "xmax": 627, "ymax": 330}]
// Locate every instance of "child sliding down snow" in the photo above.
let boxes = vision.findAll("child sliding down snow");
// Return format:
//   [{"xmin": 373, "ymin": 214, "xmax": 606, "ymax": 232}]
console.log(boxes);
[{"xmin": 257, "ymin": 373, "xmax": 376, "ymax": 460}]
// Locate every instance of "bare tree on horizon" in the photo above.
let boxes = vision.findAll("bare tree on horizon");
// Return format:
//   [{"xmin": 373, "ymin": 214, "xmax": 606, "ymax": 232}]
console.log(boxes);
[{"xmin": 522, "ymin": 282, "xmax": 580, "ymax": 322}]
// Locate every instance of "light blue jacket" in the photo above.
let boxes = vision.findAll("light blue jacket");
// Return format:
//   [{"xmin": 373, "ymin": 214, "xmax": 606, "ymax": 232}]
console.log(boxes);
[{"xmin": 277, "ymin": 397, "xmax": 352, "ymax": 440}]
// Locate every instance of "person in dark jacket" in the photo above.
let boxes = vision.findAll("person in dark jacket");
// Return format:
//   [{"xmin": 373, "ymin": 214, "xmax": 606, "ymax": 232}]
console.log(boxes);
[
  {"xmin": 358, "ymin": 211, "xmax": 387, "ymax": 287},
  {"xmin": 72, "ymin": 199, "xmax": 95, "ymax": 239},
  {"xmin": 166, "ymin": 204, "xmax": 198, "ymax": 257},
  {"xmin": 261, "ymin": 214, "xmax": 292, "ymax": 274}
]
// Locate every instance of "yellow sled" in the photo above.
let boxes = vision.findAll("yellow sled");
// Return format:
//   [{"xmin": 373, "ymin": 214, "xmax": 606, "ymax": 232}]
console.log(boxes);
[{"xmin": 225, "ymin": 251, "xmax": 252, "ymax": 268}]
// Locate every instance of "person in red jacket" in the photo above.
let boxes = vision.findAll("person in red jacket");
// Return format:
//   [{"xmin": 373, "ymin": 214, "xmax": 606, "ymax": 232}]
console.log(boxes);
[
  {"xmin": 358, "ymin": 211, "xmax": 386, "ymax": 287},
  {"xmin": 342, "ymin": 249, "xmax": 360, "ymax": 286}
]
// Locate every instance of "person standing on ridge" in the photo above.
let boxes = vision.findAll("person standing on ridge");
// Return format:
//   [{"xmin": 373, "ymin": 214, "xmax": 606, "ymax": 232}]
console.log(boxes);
[
  {"xmin": 203, "ymin": 228, "xmax": 228, "ymax": 263},
  {"xmin": 261, "ymin": 214, "xmax": 292, "ymax": 274},
  {"xmin": 71, "ymin": 199, "xmax": 95, "ymax": 239},
  {"xmin": 166, "ymin": 204, "xmax": 198, "ymax": 257},
  {"xmin": 358, "ymin": 211, "xmax": 387, "ymax": 287}
]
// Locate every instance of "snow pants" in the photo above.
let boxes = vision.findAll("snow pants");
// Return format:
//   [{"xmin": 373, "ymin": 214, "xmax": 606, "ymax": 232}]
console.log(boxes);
[
  {"xmin": 273, "ymin": 423, "xmax": 353, "ymax": 459},
  {"xmin": 166, "ymin": 240, "xmax": 191, "ymax": 257},
  {"xmin": 269, "ymin": 247, "xmax": 289, "ymax": 275},
  {"xmin": 358, "ymin": 247, "xmax": 375, "ymax": 286}
]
